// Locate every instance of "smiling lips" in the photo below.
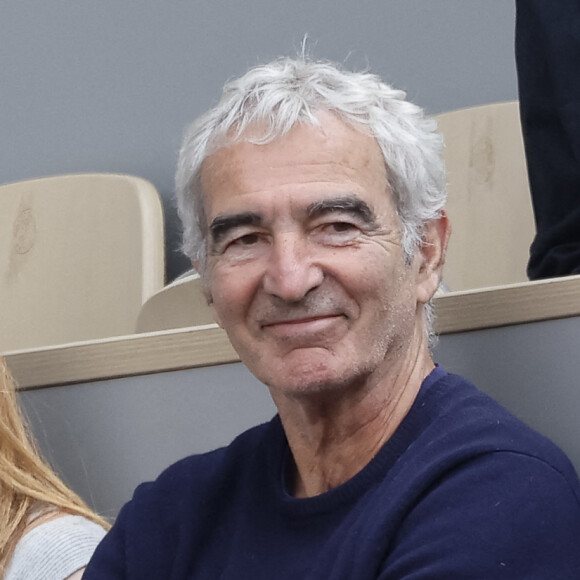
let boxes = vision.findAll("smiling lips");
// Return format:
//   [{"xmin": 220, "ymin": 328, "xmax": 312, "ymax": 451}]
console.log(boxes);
[{"xmin": 261, "ymin": 314, "xmax": 344, "ymax": 339}]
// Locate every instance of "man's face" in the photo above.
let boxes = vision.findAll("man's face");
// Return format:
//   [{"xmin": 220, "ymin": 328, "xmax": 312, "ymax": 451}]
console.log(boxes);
[{"xmin": 200, "ymin": 113, "xmax": 431, "ymax": 400}]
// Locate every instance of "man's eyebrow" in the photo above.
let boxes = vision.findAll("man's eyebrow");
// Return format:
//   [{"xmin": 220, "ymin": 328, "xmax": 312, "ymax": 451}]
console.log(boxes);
[
  {"xmin": 306, "ymin": 195, "xmax": 376, "ymax": 224},
  {"xmin": 209, "ymin": 212, "xmax": 262, "ymax": 245}
]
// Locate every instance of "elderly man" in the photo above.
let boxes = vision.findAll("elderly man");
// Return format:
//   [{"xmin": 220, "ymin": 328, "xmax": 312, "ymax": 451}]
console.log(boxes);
[{"xmin": 85, "ymin": 58, "xmax": 580, "ymax": 578}]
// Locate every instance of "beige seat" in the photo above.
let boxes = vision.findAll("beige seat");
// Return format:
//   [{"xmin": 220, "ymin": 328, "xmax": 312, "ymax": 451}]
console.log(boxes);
[
  {"xmin": 135, "ymin": 271, "xmax": 215, "ymax": 333},
  {"xmin": 436, "ymin": 101, "xmax": 536, "ymax": 291},
  {"xmin": 0, "ymin": 173, "xmax": 165, "ymax": 352}
]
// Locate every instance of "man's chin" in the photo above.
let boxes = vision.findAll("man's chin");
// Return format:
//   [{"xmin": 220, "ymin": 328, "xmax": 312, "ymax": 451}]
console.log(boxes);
[
  {"xmin": 261, "ymin": 357, "xmax": 358, "ymax": 400},
  {"xmin": 238, "ymin": 341, "xmax": 364, "ymax": 396}
]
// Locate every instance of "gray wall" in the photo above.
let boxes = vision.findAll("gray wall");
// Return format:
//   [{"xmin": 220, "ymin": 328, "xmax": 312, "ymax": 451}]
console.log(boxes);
[{"xmin": 1, "ymin": 1, "xmax": 517, "ymax": 279}]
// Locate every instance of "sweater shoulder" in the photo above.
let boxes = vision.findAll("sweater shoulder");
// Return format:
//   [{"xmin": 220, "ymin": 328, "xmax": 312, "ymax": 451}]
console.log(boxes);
[
  {"xmin": 5, "ymin": 515, "xmax": 106, "ymax": 580},
  {"xmin": 403, "ymin": 370, "xmax": 580, "ymax": 493}
]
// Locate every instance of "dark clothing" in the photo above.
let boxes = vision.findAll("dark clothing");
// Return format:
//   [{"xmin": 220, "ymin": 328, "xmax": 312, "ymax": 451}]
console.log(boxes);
[
  {"xmin": 85, "ymin": 367, "xmax": 580, "ymax": 579},
  {"xmin": 516, "ymin": 0, "xmax": 580, "ymax": 279}
]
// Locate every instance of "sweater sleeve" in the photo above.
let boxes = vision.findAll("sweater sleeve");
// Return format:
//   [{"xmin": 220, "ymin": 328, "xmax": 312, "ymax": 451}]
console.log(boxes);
[
  {"xmin": 4, "ymin": 514, "xmax": 107, "ymax": 580},
  {"xmin": 378, "ymin": 451, "xmax": 580, "ymax": 579},
  {"xmin": 83, "ymin": 478, "xmax": 181, "ymax": 580}
]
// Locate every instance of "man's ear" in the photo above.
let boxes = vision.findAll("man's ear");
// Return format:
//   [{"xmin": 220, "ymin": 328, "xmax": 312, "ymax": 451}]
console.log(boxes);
[{"xmin": 415, "ymin": 211, "xmax": 451, "ymax": 305}]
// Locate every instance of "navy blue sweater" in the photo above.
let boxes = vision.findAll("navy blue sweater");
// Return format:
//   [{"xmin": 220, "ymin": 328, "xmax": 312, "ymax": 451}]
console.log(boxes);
[{"xmin": 85, "ymin": 367, "xmax": 580, "ymax": 578}]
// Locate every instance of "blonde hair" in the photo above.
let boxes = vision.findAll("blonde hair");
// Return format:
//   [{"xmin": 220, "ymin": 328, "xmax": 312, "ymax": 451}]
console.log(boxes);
[{"xmin": 0, "ymin": 356, "xmax": 109, "ymax": 573}]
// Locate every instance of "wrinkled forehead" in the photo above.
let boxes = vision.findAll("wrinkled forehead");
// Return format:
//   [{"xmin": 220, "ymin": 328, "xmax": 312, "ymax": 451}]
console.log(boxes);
[
  {"xmin": 204, "ymin": 120, "xmax": 387, "ymax": 195},
  {"xmin": 199, "ymin": 111, "xmax": 388, "ymax": 198}
]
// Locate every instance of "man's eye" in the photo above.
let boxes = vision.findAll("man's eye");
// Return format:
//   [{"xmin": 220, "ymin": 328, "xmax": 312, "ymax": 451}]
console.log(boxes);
[
  {"xmin": 313, "ymin": 221, "xmax": 361, "ymax": 246},
  {"xmin": 330, "ymin": 222, "xmax": 356, "ymax": 233},
  {"xmin": 224, "ymin": 232, "xmax": 262, "ymax": 252},
  {"xmin": 324, "ymin": 221, "xmax": 360, "ymax": 236},
  {"xmin": 235, "ymin": 233, "xmax": 260, "ymax": 246}
]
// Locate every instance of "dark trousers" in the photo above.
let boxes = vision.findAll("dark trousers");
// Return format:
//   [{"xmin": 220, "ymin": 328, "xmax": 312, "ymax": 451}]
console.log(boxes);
[{"xmin": 516, "ymin": 0, "xmax": 580, "ymax": 279}]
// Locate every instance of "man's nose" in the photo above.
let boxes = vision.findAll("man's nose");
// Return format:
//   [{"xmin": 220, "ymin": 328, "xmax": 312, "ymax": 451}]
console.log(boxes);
[{"xmin": 262, "ymin": 234, "xmax": 323, "ymax": 302}]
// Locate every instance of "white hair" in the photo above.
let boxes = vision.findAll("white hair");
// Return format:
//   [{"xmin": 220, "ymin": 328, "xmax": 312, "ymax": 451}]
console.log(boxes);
[
  {"xmin": 175, "ymin": 56, "xmax": 447, "ymax": 344},
  {"xmin": 176, "ymin": 57, "xmax": 446, "ymax": 264}
]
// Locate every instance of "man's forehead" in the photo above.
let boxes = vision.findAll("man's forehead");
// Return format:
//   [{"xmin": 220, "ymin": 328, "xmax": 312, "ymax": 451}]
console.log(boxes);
[{"xmin": 200, "ymin": 117, "xmax": 387, "ymax": 202}]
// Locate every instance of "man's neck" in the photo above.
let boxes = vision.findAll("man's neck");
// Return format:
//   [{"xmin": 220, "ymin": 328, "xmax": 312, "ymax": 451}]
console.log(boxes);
[{"xmin": 273, "ymin": 343, "xmax": 435, "ymax": 498}]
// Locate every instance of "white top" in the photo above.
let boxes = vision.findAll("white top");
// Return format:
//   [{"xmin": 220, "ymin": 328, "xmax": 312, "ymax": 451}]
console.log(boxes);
[{"xmin": 4, "ymin": 514, "xmax": 106, "ymax": 580}]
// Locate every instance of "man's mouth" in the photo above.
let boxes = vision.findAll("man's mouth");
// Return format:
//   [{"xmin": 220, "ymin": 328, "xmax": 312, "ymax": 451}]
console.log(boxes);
[
  {"xmin": 261, "ymin": 315, "xmax": 344, "ymax": 338},
  {"xmin": 261, "ymin": 312, "xmax": 341, "ymax": 326}
]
